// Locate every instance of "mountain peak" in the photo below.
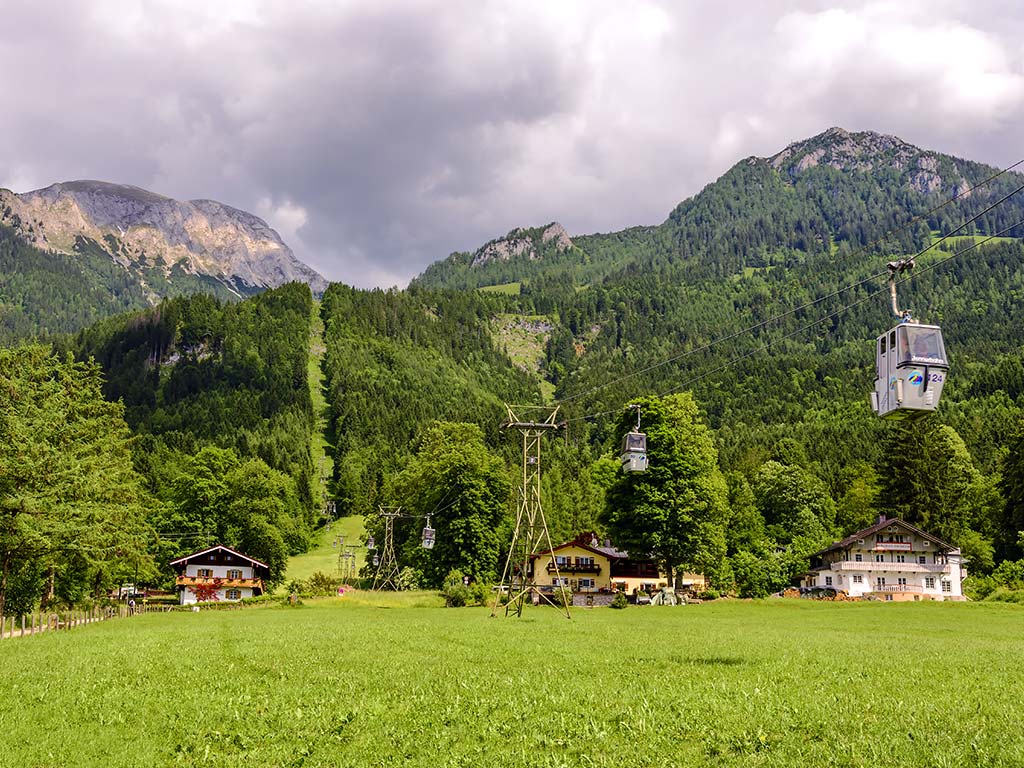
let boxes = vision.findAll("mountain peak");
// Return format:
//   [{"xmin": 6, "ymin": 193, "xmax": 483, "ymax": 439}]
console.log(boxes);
[
  {"xmin": 470, "ymin": 221, "xmax": 573, "ymax": 267},
  {"xmin": 769, "ymin": 127, "xmax": 924, "ymax": 175},
  {"xmin": 0, "ymin": 180, "xmax": 327, "ymax": 297}
]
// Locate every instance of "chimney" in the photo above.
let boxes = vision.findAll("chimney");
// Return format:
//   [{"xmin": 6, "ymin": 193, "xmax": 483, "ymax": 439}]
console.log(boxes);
[
  {"xmin": 603, "ymin": 539, "xmax": 611, "ymax": 548},
  {"xmin": 878, "ymin": 514, "xmax": 887, "ymax": 524}
]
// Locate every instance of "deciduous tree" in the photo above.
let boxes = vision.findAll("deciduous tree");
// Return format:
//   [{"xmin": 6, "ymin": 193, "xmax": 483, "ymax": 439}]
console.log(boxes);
[
  {"xmin": 605, "ymin": 393, "xmax": 729, "ymax": 587},
  {"xmin": 389, "ymin": 422, "xmax": 512, "ymax": 587}
]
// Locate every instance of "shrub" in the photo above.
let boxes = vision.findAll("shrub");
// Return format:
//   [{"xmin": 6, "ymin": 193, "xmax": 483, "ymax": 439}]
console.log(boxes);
[
  {"xmin": 307, "ymin": 571, "xmax": 341, "ymax": 596},
  {"xmin": 965, "ymin": 558, "xmax": 1024, "ymax": 600},
  {"xmin": 397, "ymin": 567, "xmax": 421, "ymax": 591},
  {"xmin": 984, "ymin": 587, "xmax": 1024, "ymax": 603},
  {"xmin": 545, "ymin": 586, "xmax": 572, "ymax": 609},
  {"xmin": 610, "ymin": 591, "xmax": 628, "ymax": 609},
  {"xmin": 441, "ymin": 570, "xmax": 472, "ymax": 607},
  {"xmin": 469, "ymin": 581, "xmax": 490, "ymax": 605}
]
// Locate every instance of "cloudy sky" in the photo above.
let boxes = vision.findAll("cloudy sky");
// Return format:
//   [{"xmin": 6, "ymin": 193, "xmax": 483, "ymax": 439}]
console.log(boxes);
[{"xmin": 2, "ymin": 1, "xmax": 1023, "ymax": 287}]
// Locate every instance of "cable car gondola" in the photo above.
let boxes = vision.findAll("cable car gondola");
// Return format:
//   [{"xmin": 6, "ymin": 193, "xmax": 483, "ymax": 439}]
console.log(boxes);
[
  {"xmin": 421, "ymin": 516, "xmax": 436, "ymax": 550},
  {"xmin": 871, "ymin": 259, "xmax": 949, "ymax": 419},
  {"xmin": 620, "ymin": 404, "xmax": 648, "ymax": 472}
]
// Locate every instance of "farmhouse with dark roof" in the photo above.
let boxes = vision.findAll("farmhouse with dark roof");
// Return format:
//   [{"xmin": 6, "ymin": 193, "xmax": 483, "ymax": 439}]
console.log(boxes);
[{"xmin": 800, "ymin": 516, "xmax": 965, "ymax": 601}]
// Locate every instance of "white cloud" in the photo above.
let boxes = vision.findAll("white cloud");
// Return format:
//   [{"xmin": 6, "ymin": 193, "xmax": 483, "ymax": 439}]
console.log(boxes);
[{"xmin": 1, "ymin": 0, "xmax": 1023, "ymax": 287}]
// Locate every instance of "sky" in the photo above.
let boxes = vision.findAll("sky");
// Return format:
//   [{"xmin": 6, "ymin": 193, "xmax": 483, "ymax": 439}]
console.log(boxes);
[{"xmin": 2, "ymin": 0, "xmax": 1023, "ymax": 288}]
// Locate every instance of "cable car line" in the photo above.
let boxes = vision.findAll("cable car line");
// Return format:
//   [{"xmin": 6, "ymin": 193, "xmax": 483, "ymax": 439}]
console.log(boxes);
[
  {"xmin": 563, "ymin": 217, "xmax": 1024, "ymax": 425},
  {"xmin": 555, "ymin": 160, "xmax": 1024, "ymax": 408}
]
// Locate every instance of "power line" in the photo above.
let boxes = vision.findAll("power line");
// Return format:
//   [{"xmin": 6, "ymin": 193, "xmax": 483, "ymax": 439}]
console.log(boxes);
[
  {"xmin": 565, "ymin": 219, "xmax": 1024, "ymax": 424},
  {"xmin": 555, "ymin": 159, "xmax": 1024, "ymax": 407}
]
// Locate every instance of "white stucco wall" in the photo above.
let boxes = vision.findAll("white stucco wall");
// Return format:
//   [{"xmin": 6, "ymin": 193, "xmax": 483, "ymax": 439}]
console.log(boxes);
[
  {"xmin": 183, "ymin": 563, "xmax": 254, "ymax": 579},
  {"xmin": 801, "ymin": 528, "xmax": 964, "ymax": 600},
  {"xmin": 180, "ymin": 586, "xmax": 255, "ymax": 605}
]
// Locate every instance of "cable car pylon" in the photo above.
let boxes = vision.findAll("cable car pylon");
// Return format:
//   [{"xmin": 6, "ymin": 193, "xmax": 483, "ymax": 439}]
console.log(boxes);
[
  {"xmin": 371, "ymin": 506, "xmax": 402, "ymax": 591},
  {"xmin": 491, "ymin": 404, "xmax": 570, "ymax": 619}
]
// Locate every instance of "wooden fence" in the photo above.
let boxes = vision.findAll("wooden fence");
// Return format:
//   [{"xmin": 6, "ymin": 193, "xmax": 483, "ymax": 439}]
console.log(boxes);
[{"xmin": 0, "ymin": 603, "xmax": 176, "ymax": 640}]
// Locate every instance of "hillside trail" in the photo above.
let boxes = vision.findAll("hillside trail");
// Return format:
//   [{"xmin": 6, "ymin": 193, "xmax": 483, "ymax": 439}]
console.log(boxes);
[
  {"xmin": 308, "ymin": 300, "xmax": 333, "ymax": 514},
  {"xmin": 281, "ymin": 301, "xmax": 367, "ymax": 586}
]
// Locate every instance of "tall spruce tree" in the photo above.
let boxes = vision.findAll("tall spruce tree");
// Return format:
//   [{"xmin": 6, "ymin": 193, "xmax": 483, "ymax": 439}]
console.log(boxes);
[
  {"xmin": 878, "ymin": 421, "xmax": 980, "ymax": 544},
  {"xmin": 998, "ymin": 425, "xmax": 1024, "ymax": 560},
  {"xmin": 0, "ymin": 346, "xmax": 151, "ymax": 616}
]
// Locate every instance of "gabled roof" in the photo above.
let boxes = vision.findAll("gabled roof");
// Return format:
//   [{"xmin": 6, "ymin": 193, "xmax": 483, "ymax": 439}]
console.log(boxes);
[
  {"xmin": 529, "ymin": 535, "xmax": 633, "ymax": 561},
  {"xmin": 169, "ymin": 544, "xmax": 269, "ymax": 569},
  {"xmin": 529, "ymin": 540, "xmax": 606, "ymax": 560},
  {"xmin": 813, "ymin": 517, "xmax": 956, "ymax": 557}
]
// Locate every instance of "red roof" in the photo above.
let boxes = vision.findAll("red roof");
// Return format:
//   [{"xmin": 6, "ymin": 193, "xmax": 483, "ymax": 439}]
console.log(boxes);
[{"xmin": 169, "ymin": 544, "xmax": 269, "ymax": 569}]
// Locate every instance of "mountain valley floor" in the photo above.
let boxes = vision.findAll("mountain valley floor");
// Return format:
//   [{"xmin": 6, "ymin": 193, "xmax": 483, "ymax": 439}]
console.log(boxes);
[{"xmin": 0, "ymin": 598, "xmax": 1021, "ymax": 767}]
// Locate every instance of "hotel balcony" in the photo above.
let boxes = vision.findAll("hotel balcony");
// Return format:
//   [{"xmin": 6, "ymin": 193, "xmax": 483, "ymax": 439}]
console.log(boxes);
[{"xmin": 826, "ymin": 561, "xmax": 952, "ymax": 573}]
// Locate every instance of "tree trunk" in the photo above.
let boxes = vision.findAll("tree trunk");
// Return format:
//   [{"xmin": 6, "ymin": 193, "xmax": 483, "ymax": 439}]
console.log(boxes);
[
  {"xmin": 0, "ymin": 553, "xmax": 9, "ymax": 619},
  {"xmin": 40, "ymin": 565, "xmax": 55, "ymax": 611}
]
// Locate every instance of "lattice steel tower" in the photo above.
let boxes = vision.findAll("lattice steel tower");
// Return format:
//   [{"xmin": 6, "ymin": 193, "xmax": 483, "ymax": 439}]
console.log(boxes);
[
  {"xmin": 371, "ymin": 506, "xmax": 402, "ymax": 591},
  {"xmin": 491, "ymin": 405, "xmax": 570, "ymax": 619}
]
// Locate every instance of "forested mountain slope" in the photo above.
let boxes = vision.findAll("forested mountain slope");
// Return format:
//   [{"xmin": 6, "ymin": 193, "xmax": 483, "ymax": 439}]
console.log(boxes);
[
  {"xmin": 0, "ymin": 223, "xmax": 151, "ymax": 343},
  {"xmin": 415, "ymin": 127, "xmax": 1024, "ymax": 296},
  {"xmin": 320, "ymin": 284, "xmax": 542, "ymax": 516},
  {"xmin": 404, "ymin": 127, "xmax": 1024, "ymax": 581},
  {"xmin": 65, "ymin": 282, "xmax": 319, "ymax": 579}
]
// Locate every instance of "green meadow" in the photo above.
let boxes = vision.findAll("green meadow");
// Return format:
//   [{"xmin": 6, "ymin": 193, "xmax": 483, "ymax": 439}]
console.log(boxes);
[
  {"xmin": 1, "ymin": 600, "xmax": 1022, "ymax": 767},
  {"xmin": 282, "ymin": 516, "xmax": 368, "ymax": 587}
]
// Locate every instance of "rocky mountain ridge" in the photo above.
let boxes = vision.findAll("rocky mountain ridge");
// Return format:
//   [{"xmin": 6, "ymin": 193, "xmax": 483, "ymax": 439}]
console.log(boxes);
[
  {"xmin": 0, "ymin": 180, "xmax": 327, "ymax": 299},
  {"xmin": 416, "ymin": 127, "xmax": 1018, "ymax": 291},
  {"xmin": 471, "ymin": 222, "xmax": 574, "ymax": 267},
  {"xmin": 767, "ymin": 126, "xmax": 973, "ymax": 197}
]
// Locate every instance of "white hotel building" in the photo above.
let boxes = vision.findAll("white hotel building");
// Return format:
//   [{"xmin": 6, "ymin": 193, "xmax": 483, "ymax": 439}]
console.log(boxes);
[{"xmin": 800, "ymin": 516, "xmax": 965, "ymax": 601}]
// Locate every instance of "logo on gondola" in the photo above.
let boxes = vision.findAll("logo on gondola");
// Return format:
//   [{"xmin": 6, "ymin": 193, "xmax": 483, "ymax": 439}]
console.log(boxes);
[{"xmin": 907, "ymin": 371, "xmax": 924, "ymax": 385}]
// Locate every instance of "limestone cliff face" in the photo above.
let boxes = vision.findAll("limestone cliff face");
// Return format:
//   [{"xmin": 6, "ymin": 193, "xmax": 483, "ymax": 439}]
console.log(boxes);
[
  {"xmin": 0, "ymin": 180, "xmax": 328, "ymax": 298},
  {"xmin": 470, "ymin": 222, "xmax": 574, "ymax": 267},
  {"xmin": 768, "ymin": 127, "xmax": 972, "ymax": 198}
]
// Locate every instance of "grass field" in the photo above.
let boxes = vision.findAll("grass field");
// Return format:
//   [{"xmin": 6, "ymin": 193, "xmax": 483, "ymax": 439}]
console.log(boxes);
[
  {"xmin": 282, "ymin": 516, "xmax": 366, "ymax": 587},
  {"xmin": 479, "ymin": 281, "xmax": 522, "ymax": 295},
  {"xmin": 307, "ymin": 301, "xmax": 333, "ymax": 513},
  {"xmin": 1, "ymin": 599, "xmax": 1022, "ymax": 767},
  {"xmin": 492, "ymin": 313, "xmax": 555, "ymax": 401}
]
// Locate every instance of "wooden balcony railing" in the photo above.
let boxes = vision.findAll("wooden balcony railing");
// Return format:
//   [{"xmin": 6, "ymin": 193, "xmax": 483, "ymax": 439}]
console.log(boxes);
[
  {"xmin": 175, "ymin": 576, "xmax": 264, "ymax": 590},
  {"xmin": 546, "ymin": 562, "xmax": 601, "ymax": 574}
]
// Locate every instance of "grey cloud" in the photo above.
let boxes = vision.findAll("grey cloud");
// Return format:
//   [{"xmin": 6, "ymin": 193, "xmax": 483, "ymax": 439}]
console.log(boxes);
[{"xmin": 2, "ymin": 1, "xmax": 1023, "ymax": 287}]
